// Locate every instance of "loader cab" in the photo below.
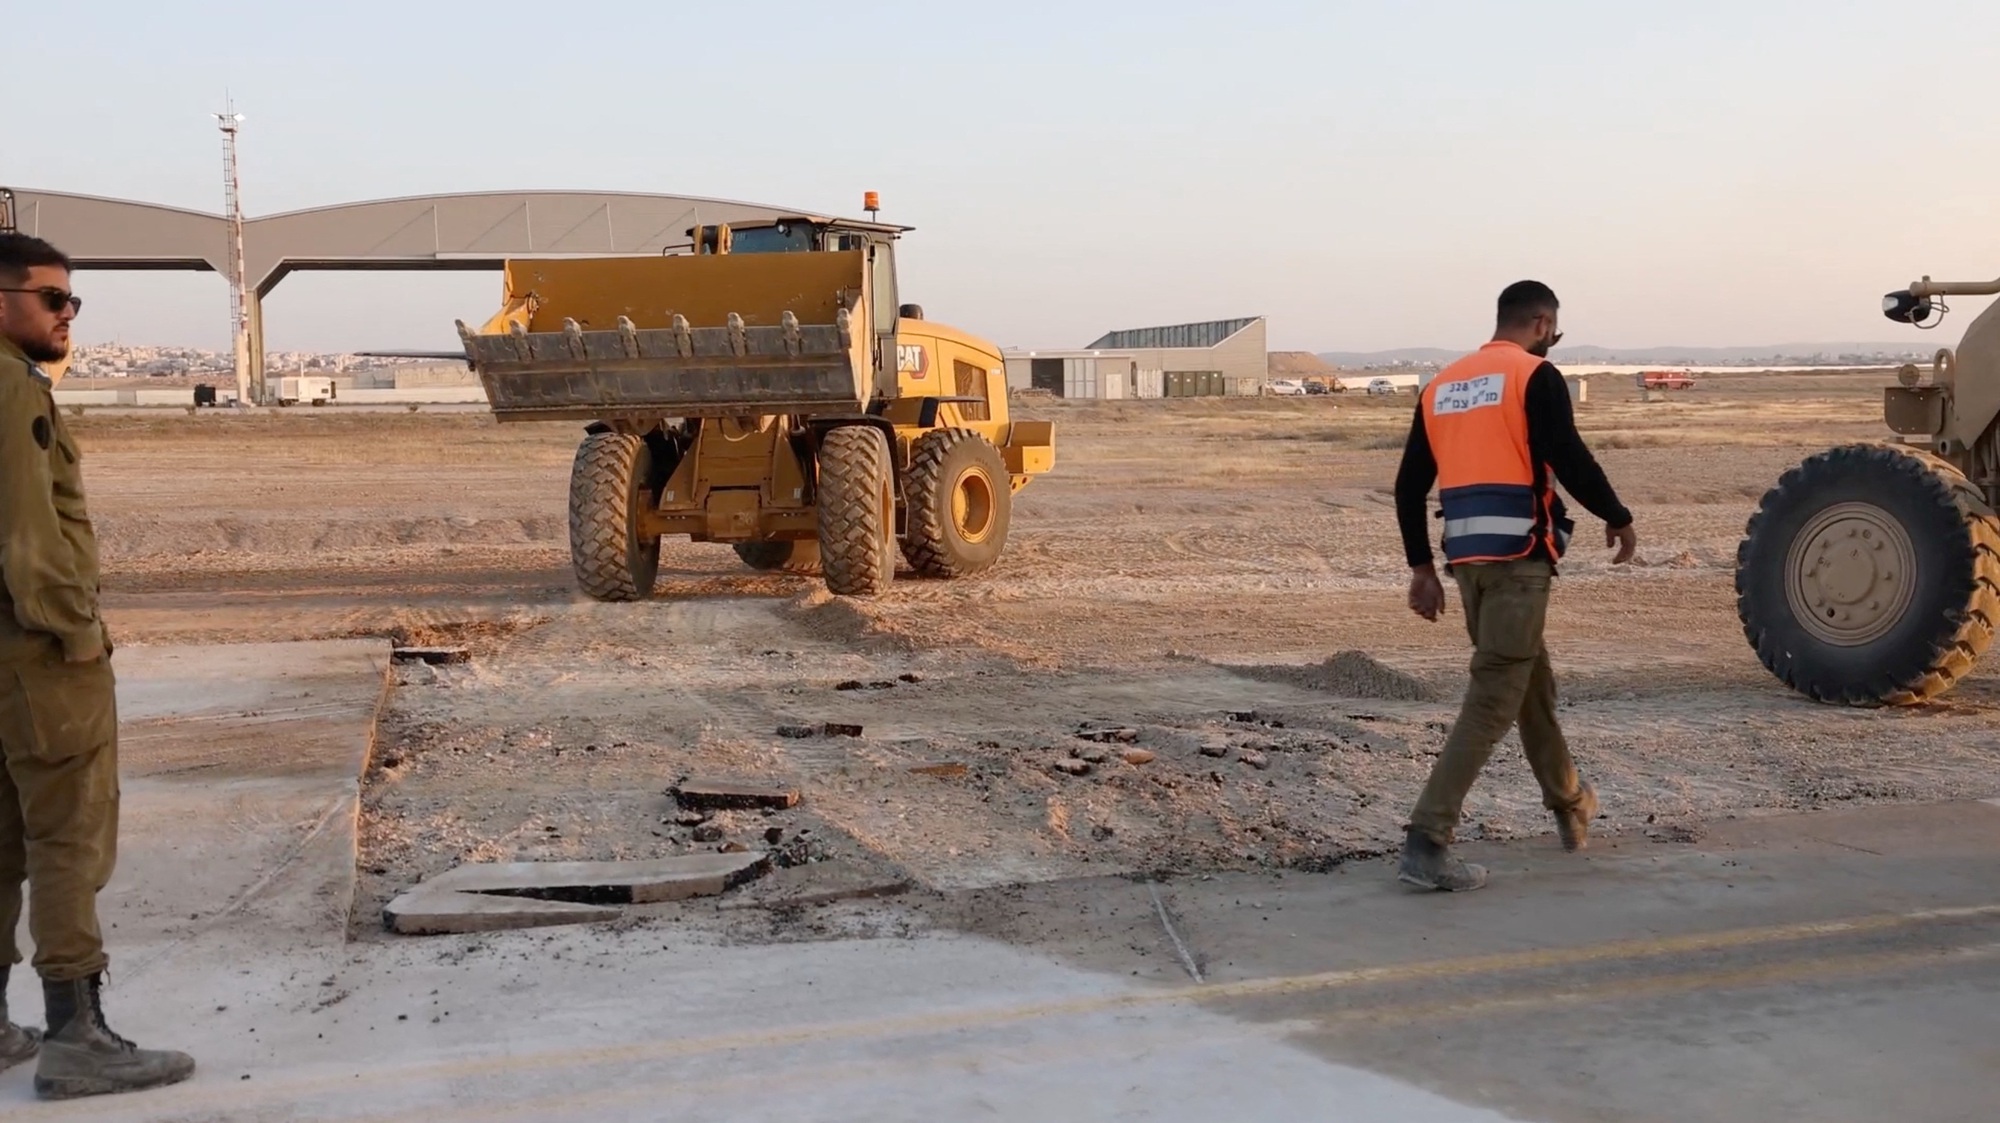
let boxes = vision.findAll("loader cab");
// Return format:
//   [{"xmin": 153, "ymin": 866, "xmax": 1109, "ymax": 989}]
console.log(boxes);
[
  {"xmin": 691, "ymin": 216, "xmax": 914, "ymax": 404},
  {"xmin": 688, "ymin": 216, "xmax": 909, "ymax": 256}
]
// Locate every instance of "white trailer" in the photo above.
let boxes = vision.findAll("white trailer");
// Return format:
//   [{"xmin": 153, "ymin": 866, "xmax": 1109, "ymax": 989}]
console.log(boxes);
[{"xmin": 274, "ymin": 376, "xmax": 336, "ymax": 406}]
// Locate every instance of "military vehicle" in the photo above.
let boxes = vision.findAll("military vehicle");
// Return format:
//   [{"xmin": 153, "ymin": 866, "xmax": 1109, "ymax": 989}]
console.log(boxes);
[{"xmin": 1736, "ymin": 269, "xmax": 2000, "ymax": 704}]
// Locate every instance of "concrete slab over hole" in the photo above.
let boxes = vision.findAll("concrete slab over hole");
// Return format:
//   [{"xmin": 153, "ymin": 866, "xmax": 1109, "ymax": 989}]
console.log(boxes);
[{"xmin": 384, "ymin": 852, "xmax": 771, "ymax": 935}]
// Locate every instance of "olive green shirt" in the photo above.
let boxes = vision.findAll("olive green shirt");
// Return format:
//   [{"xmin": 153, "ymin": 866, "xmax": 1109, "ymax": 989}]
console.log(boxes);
[{"xmin": 0, "ymin": 336, "xmax": 107, "ymax": 663}]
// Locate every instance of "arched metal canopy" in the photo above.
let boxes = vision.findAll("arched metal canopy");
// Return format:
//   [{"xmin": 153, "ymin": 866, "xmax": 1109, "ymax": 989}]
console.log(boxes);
[{"xmin": 4, "ymin": 187, "xmax": 802, "ymax": 399}]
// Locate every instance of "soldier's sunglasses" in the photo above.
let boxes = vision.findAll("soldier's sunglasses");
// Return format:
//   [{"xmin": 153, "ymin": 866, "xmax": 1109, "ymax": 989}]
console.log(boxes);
[{"xmin": 0, "ymin": 287, "xmax": 81, "ymax": 314}]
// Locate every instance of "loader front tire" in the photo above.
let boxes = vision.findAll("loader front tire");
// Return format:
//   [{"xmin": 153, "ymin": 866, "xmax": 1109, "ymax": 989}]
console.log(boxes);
[
  {"xmin": 569, "ymin": 431, "xmax": 660, "ymax": 602},
  {"xmin": 1736, "ymin": 442, "xmax": 2000, "ymax": 705},
  {"xmin": 816, "ymin": 426, "xmax": 896, "ymax": 597},
  {"xmin": 734, "ymin": 539, "xmax": 822, "ymax": 576},
  {"xmin": 902, "ymin": 428, "xmax": 1011, "ymax": 579}
]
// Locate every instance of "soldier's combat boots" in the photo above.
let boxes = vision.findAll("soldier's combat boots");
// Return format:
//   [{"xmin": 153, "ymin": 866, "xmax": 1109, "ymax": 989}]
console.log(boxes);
[
  {"xmin": 0, "ymin": 966, "xmax": 40, "ymax": 1073},
  {"xmin": 1556, "ymin": 780, "xmax": 1600, "ymax": 853},
  {"xmin": 35, "ymin": 974, "xmax": 195, "ymax": 1100},
  {"xmin": 1397, "ymin": 826, "xmax": 1488, "ymax": 892}
]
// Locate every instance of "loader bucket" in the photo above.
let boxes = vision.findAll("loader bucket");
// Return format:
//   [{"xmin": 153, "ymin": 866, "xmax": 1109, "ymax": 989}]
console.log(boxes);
[{"xmin": 461, "ymin": 251, "xmax": 876, "ymax": 422}]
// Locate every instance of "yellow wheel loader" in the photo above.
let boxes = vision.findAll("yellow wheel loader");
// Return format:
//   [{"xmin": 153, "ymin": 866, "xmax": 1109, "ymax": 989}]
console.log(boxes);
[
  {"xmin": 1736, "ymin": 270, "xmax": 2000, "ymax": 704},
  {"xmin": 455, "ymin": 207, "xmax": 1055, "ymax": 601}
]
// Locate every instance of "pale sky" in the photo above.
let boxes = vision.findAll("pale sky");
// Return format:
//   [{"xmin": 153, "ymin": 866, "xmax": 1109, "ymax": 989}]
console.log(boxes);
[{"xmin": 10, "ymin": 0, "xmax": 1998, "ymax": 354}]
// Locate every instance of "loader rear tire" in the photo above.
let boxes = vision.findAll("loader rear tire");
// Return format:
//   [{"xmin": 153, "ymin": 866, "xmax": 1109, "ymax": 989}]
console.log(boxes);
[
  {"xmin": 816, "ymin": 426, "xmax": 896, "ymax": 597},
  {"xmin": 569, "ymin": 431, "xmax": 660, "ymax": 602},
  {"xmin": 1736, "ymin": 442, "xmax": 2000, "ymax": 705},
  {"xmin": 901, "ymin": 428, "xmax": 1011, "ymax": 579},
  {"xmin": 734, "ymin": 540, "xmax": 821, "ymax": 576}
]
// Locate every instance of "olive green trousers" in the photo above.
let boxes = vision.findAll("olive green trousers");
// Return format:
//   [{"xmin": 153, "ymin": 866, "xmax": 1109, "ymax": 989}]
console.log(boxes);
[
  {"xmin": 1409, "ymin": 558, "xmax": 1587, "ymax": 845},
  {"xmin": 0, "ymin": 650, "xmax": 118, "ymax": 981}
]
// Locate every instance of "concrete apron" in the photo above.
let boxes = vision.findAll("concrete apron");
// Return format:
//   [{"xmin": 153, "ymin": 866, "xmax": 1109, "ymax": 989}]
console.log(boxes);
[
  {"xmin": 0, "ymin": 639, "xmax": 389, "ymax": 1112},
  {"xmin": 3, "ymin": 640, "xmax": 1998, "ymax": 1121}
]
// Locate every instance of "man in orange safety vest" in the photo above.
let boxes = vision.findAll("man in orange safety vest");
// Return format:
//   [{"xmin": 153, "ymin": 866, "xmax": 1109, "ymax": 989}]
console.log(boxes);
[{"xmin": 1392, "ymin": 280, "xmax": 1638, "ymax": 891}]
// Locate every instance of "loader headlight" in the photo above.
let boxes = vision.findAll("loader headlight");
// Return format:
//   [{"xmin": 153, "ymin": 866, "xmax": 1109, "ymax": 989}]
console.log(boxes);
[{"xmin": 1883, "ymin": 290, "xmax": 1934, "ymax": 325}]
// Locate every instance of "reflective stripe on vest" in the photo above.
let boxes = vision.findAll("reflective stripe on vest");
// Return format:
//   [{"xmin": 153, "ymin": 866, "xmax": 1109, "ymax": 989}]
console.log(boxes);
[{"xmin": 1420, "ymin": 342, "xmax": 1564, "ymax": 565}]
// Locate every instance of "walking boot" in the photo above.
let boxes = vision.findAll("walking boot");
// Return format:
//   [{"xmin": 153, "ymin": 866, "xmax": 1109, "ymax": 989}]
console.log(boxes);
[
  {"xmin": 1397, "ymin": 826, "xmax": 1487, "ymax": 892},
  {"xmin": 1556, "ymin": 780, "xmax": 1599, "ymax": 853},
  {"xmin": 35, "ymin": 974, "xmax": 195, "ymax": 1100},
  {"xmin": 0, "ymin": 966, "xmax": 40, "ymax": 1073}
]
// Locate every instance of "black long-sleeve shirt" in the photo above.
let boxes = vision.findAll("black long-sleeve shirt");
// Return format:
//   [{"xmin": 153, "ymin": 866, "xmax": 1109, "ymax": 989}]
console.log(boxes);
[{"xmin": 1394, "ymin": 361, "xmax": 1631, "ymax": 569}]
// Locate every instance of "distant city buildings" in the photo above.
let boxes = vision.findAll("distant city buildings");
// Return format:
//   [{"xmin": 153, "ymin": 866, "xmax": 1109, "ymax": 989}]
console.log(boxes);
[{"xmin": 63, "ymin": 345, "xmax": 410, "ymax": 379}]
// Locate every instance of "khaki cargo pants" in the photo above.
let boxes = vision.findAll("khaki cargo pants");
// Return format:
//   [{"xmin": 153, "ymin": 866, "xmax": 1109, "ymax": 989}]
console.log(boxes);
[
  {"xmin": 1409, "ymin": 557, "xmax": 1587, "ymax": 845},
  {"xmin": 0, "ymin": 651, "xmax": 119, "ymax": 981}
]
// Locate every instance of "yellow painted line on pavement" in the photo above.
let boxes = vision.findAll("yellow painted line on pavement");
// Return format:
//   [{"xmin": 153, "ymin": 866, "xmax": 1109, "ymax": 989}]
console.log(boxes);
[{"xmin": 47, "ymin": 900, "xmax": 2000, "ymax": 1122}]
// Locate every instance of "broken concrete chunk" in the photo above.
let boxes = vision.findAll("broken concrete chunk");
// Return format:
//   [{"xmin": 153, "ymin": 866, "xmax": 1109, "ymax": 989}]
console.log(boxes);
[
  {"xmin": 672, "ymin": 779, "xmax": 802, "ymax": 811},
  {"xmin": 908, "ymin": 762, "xmax": 969, "ymax": 779},
  {"xmin": 392, "ymin": 646, "xmax": 470, "ymax": 665},
  {"xmin": 383, "ymin": 893, "xmax": 614, "ymax": 936},
  {"xmin": 383, "ymin": 853, "xmax": 770, "ymax": 935}
]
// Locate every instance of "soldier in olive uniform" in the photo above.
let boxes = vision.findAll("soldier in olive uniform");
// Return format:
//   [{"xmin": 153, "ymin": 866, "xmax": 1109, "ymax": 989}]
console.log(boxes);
[{"xmin": 0, "ymin": 234, "xmax": 194, "ymax": 1099}]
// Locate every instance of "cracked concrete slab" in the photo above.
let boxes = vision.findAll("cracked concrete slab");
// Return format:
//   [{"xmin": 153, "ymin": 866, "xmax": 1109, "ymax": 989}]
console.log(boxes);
[{"xmin": 384, "ymin": 852, "xmax": 773, "ymax": 935}]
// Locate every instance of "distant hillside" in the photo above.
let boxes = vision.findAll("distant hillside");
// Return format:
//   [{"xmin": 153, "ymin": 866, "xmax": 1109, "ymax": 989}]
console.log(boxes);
[
  {"xmin": 1317, "ymin": 343, "xmax": 1932, "ymax": 368},
  {"xmin": 1267, "ymin": 351, "xmax": 1336, "ymax": 377}
]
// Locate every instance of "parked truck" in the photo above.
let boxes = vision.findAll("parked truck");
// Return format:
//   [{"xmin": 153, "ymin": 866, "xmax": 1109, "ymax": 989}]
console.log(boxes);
[{"xmin": 1638, "ymin": 370, "xmax": 1698, "ymax": 390}]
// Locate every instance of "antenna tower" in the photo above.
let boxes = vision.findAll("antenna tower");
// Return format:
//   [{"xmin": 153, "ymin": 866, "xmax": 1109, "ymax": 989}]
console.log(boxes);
[{"xmin": 214, "ymin": 100, "xmax": 251, "ymax": 403}]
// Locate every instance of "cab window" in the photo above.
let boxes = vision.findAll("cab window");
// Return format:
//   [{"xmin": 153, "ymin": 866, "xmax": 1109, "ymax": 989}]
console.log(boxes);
[{"xmin": 953, "ymin": 359, "xmax": 992, "ymax": 421}]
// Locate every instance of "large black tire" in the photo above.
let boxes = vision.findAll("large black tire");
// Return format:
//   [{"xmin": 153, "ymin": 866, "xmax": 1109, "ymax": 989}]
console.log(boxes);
[
  {"xmin": 815, "ymin": 426, "xmax": 896, "ymax": 596},
  {"xmin": 569, "ymin": 432, "xmax": 660, "ymax": 602},
  {"xmin": 1736, "ymin": 443, "xmax": 2000, "ymax": 705},
  {"xmin": 901, "ymin": 428, "xmax": 1012, "ymax": 579},
  {"xmin": 734, "ymin": 539, "xmax": 822, "ymax": 576}
]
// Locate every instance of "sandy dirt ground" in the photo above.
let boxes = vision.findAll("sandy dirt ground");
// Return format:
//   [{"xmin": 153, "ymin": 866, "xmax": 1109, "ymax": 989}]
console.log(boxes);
[{"xmin": 73, "ymin": 369, "xmax": 2000, "ymax": 930}]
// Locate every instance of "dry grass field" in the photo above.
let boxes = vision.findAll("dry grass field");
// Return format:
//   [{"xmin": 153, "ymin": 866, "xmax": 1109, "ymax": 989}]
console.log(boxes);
[{"xmin": 71, "ymin": 369, "xmax": 2000, "ymax": 920}]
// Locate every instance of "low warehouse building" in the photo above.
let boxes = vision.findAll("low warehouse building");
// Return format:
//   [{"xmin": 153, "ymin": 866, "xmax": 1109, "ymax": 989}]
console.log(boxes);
[
  {"xmin": 1003, "ymin": 350, "xmax": 1144, "ymax": 399},
  {"xmin": 1004, "ymin": 316, "xmax": 1269, "ymax": 400},
  {"xmin": 1088, "ymin": 316, "xmax": 1268, "ymax": 397}
]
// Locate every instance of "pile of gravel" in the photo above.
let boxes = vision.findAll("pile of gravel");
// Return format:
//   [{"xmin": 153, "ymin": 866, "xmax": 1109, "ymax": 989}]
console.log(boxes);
[{"xmin": 1232, "ymin": 650, "xmax": 1437, "ymax": 702}]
